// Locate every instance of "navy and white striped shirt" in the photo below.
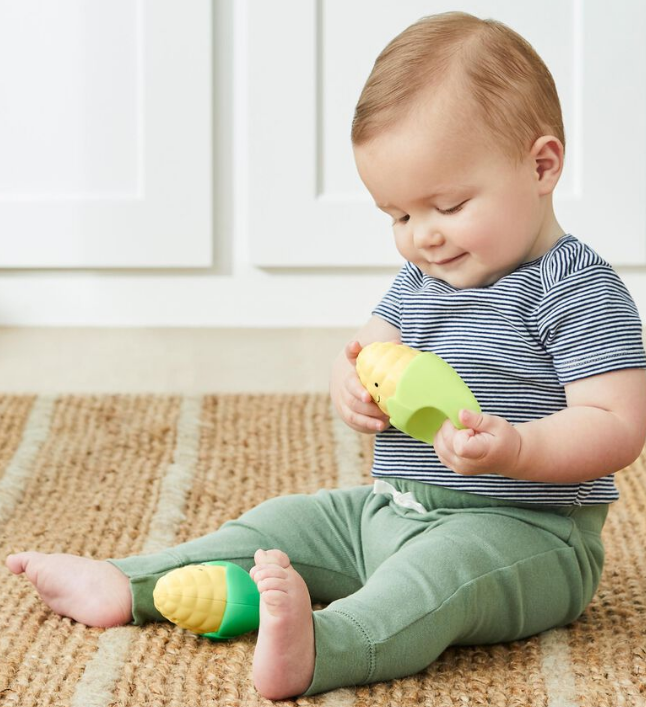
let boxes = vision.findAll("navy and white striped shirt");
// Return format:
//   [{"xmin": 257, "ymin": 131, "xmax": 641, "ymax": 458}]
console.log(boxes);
[{"xmin": 372, "ymin": 234, "xmax": 646, "ymax": 505}]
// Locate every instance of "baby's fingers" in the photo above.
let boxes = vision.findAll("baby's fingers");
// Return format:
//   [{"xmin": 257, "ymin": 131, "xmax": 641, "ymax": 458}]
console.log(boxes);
[
  {"xmin": 354, "ymin": 413, "xmax": 389, "ymax": 433},
  {"xmin": 348, "ymin": 376, "xmax": 373, "ymax": 405},
  {"xmin": 344, "ymin": 375, "xmax": 388, "ymax": 419},
  {"xmin": 342, "ymin": 393, "xmax": 390, "ymax": 432},
  {"xmin": 433, "ymin": 421, "xmax": 456, "ymax": 466},
  {"xmin": 453, "ymin": 429, "xmax": 486, "ymax": 459},
  {"xmin": 345, "ymin": 340, "xmax": 363, "ymax": 365}
]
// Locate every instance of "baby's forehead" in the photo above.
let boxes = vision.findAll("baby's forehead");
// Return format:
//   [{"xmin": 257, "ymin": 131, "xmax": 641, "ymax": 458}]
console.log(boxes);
[
  {"xmin": 374, "ymin": 101, "xmax": 494, "ymax": 165},
  {"xmin": 356, "ymin": 113, "xmax": 522, "ymax": 211},
  {"xmin": 370, "ymin": 78, "xmax": 523, "ymax": 168}
]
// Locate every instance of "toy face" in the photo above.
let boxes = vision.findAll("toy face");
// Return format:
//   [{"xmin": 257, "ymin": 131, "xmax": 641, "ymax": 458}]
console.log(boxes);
[
  {"xmin": 365, "ymin": 371, "xmax": 392, "ymax": 414},
  {"xmin": 355, "ymin": 342, "xmax": 420, "ymax": 415}
]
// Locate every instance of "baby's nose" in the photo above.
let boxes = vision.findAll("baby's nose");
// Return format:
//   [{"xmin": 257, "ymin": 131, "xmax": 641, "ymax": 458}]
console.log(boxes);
[{"xmin": 413, "ymin": 226, "xmax": 444, "ymax": 249}]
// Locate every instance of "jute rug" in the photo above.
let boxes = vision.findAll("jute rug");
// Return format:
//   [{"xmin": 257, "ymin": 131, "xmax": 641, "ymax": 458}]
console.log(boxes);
[{"xmin": 0, "ymin": 394, "xmax": 644, "ymax": 707}]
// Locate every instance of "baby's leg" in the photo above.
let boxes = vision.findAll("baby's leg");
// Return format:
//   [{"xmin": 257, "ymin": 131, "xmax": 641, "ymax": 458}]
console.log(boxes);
[
  {"xmin": 107, "ymin": 487, "xmax": 368, "ymax": 625},
  {"xmin": 8, "ymin": 487, "xmax": 372, "ymax": 700},
  {"xmin": 109, "ymin": 487, "xmax": 371, "ymax": 699},
  {"xmin": 302, "ymin": 503, "xmax": 606, "ymax": 695},
  {"xmin": 5, "ymin": 545, "xmax": 315, "ymax": 699},
  {"xmin": 5, "ymin": 552, "xmax": 132, "ymax": 627}
]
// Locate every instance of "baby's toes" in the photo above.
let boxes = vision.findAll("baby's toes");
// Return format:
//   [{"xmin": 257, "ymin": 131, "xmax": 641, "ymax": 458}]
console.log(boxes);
[
  {"xmin": 260, "ymin": 588, "xmax": 290, "ymax": 610},
  {"xmin": 251, "ymin": 564, "xmax": 288, "ymax": 586},
  {"xmin": 253, "ymin": 548, "xmax": 291, "ymax": 569},
  {"xmin": 255, "ymin": 574, "xmax": 289, "ymax": 597}
]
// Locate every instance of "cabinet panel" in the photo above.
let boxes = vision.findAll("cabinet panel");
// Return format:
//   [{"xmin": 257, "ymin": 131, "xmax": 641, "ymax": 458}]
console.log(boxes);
[{"xmin": 0, "ymin": 0, "xmax": 212, "ymax": 268}]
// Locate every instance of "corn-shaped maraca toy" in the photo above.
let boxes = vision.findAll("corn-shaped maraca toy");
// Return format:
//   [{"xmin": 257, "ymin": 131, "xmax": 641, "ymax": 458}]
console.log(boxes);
[
  {"xmin": 356, "ymin": 342, "xmax": 480, "ymax": 444},
  {"xmin": 153, "ymin": 561, "xmax": 260, "ymax": 640}
]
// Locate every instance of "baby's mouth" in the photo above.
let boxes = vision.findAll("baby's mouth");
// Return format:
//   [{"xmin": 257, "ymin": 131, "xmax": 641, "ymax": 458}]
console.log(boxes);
[{"xmin": 434, "ymin": 253, "xmax": 466, "ymax": 266}]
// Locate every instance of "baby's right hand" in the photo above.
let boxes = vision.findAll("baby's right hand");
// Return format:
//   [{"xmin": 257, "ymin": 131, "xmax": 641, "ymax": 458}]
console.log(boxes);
[{"xmin": 330, "ymin": 340, "xmax": 391, "ymax": 434}]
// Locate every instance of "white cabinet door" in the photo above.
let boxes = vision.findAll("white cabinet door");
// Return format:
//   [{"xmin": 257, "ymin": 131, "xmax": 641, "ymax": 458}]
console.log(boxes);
[
  {"xmin": 0, "ymin": 0, "xmax": 212, "ymax": 268},
  {"xmin": 246, "ymin": 0, "xmax": 646, "ymax": 267}
]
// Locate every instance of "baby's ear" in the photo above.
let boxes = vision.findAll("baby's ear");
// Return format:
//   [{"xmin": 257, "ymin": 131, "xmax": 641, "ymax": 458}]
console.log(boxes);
[{"xmin": 531, "ymin": 135, "xmax": 564, "ymax": 195}]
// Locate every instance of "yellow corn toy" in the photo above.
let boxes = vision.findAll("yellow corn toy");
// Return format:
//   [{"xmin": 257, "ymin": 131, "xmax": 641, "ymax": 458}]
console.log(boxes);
[
  {"xmin": 153, "ymin": 561, "xmax": 260, "ymax": 640},
  {"xmin": 356, "ymin": 342, "xmax": 480, "ymax": 445}
]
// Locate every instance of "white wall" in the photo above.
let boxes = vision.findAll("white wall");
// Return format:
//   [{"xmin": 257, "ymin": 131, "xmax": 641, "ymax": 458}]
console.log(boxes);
[
  {"xmin": 0, "ymin": 0, "xmax": 645, "ymax": 328},
  {"xmin": 0, "ymin": 0, "xmax": 395, "ymax": 327}
]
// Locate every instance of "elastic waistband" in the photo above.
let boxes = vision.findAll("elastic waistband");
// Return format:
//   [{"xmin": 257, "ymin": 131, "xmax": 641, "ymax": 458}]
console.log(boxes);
[{"xmin": 378, "ymin": 477, "xmax": 609, "ymax": 534}]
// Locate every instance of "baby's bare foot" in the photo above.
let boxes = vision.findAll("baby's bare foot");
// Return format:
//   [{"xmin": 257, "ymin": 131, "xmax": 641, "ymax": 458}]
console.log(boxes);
[
  {"xmin": 5, "ymin": 551, "xmax": 132, "ymax": 628},
  {"xmin": 250, "ymin": 549, "xmax": 315, "ymax": 700}
]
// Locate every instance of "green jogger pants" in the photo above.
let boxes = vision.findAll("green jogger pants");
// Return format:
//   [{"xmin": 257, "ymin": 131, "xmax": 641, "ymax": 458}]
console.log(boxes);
[{"xmin": 109, "ymin": 479, "xmax": 607, "ymax": 696}]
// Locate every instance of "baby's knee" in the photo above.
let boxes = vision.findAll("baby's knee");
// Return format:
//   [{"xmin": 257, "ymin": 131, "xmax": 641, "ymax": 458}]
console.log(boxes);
[{"xmin": 229, "ymin": 493, "xmax": 313, "ymax": 536}]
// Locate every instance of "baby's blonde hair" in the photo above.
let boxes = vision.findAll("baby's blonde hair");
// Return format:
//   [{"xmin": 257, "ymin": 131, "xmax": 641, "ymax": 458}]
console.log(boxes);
[{"xmin": 351, "ymin": 12, "xmax": 565, "ymax": 163}]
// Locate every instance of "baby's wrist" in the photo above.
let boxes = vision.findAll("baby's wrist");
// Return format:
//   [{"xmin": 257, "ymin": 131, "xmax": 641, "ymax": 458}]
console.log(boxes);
[{"xmin": 509, "ymin": 424, "xmax": 539, "ymax": 481}]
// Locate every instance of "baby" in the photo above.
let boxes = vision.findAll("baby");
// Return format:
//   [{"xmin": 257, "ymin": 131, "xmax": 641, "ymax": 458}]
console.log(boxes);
[{"xmin": 7, "ymin": 11, "xmax": 646, "ymax": 701}]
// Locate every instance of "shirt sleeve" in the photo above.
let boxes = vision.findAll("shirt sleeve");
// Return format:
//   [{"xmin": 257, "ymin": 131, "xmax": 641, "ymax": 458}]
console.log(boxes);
[
  {"xmin": 537, "ymin": 261, "xmax": 646, "ymax": 385},
  {"xmin": 371, "ymin": 264, "xmax": 410, "ymax": 329}
]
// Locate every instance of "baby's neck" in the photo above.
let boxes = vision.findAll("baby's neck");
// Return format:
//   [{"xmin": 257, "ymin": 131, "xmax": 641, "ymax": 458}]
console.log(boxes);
[{"xmin": 533, "ymin": 201, "xmax": 565, "ymax": 259}]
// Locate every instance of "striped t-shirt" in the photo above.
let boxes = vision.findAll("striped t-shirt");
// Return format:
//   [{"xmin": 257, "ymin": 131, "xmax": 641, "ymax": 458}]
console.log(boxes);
[{"xmin": 372, "ymin": 234, "xmax": 646, "ymax": 505}]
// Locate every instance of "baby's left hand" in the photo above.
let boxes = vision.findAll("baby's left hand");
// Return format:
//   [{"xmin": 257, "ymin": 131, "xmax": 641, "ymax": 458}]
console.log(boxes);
[{"xmin": 433, "ymin": 409, "xmax": 521, "ymax": 477}]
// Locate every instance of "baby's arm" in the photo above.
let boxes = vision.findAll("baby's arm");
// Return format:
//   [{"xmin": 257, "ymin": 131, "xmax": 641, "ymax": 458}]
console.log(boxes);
[
  {"xmin": 330, "ymin": 315, "xmax": 400, "ymax": 434},
  {"xmin": 435, "ymin": 368, "xmax": 646, "ymax": 483},
  {"xmin": 515, "ymin": 367, "xmax": 646, "ymax": 482}
]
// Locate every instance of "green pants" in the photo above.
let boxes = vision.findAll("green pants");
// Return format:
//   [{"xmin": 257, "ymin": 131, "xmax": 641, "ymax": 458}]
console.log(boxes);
[{"xmin": 109, "ymin": 479, "xmax": 607, "ymax": 696}]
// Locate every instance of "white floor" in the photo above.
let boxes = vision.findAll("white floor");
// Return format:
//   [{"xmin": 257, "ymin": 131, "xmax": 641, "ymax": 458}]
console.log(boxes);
[{"xmin": 0, "ymin": 328, "xmax": 355, "ymax": 393}]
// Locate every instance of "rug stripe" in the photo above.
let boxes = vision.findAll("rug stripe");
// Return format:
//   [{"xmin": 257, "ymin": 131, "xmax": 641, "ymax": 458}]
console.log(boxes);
[
  {"xmin": 540, "ymin": 626, "xmax": 579, "ymax": 706},
  {"xmin": 320, "ymin": 687, "xmax": 359, "ymax": 707},
  {"xmin": 71, "ymin": 396, "xmax": 204, "ymax": 707},
  {"xmin": 70, "ymin": 628, "xmax": 138, "ymax": 707},
  {"xmin": 0, "ymin": 395, "xmax": 56, "ymax": 526},
  {"xmin": 330, "ymin": 401, "xmax": 365, "ymax": 489},
  {"xmin": 143, "ymin": 396, "xmax": 205, "ymax": 554}
]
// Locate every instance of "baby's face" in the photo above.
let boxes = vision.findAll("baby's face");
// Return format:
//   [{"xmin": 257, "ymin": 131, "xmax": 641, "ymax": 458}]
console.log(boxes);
[{"xmin": 354, "ymin": 98, "xmax": 556, "ymax": 289}]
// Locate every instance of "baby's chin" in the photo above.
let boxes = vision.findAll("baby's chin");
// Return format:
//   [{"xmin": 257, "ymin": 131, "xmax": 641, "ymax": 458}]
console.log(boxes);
[
  {"xmin": 414, "ymin": 258, "xmax": 485, "ymax": 289},
  {"xmin": 419, "ymin": 260, "xmax": 515, "ymax": 290}
]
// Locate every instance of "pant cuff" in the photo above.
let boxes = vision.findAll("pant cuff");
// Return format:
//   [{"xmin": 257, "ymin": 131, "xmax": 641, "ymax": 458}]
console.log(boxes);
[
  {"xmin": 303, "ymin": 608, "xmax": 374, "ymax": 696},
  {"xmin": 107, "ymin": 551, "xmax": 187, "ymax": 625}
]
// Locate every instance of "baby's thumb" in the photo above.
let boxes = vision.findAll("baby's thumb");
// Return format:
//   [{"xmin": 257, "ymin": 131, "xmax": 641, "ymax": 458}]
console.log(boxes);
[{"xmin": 459, "ymin": 409, "xmax": 488, "ymax": 431}]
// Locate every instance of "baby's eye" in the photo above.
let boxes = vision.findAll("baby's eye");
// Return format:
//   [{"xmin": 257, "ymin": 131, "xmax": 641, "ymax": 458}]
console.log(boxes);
[{"xmin": 438, "ymin": 201, "xmax": 467, "ymax": 215}]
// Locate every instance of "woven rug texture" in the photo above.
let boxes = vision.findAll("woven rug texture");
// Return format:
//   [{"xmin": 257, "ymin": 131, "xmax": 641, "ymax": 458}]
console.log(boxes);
[{"xmin": 0, "ymin": 394, "xmax": 644, "ymax": 707}]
